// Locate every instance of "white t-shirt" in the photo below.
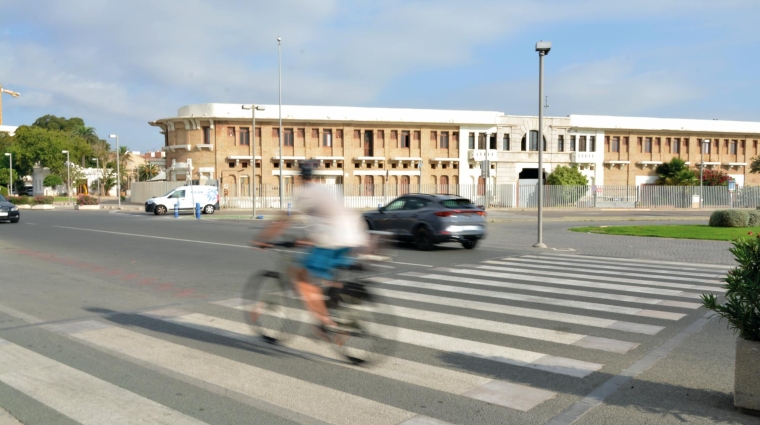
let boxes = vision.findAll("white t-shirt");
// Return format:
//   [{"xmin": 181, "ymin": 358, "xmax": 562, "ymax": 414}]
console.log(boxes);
[{"xmin": 294, "ymin": 183, "xmax": 369, "ymax": 249}]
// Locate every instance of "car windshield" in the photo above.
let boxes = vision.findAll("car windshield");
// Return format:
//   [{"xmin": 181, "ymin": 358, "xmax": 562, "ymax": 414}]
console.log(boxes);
[
  {"xmin": 440, "ymin": 198, "xmax": 475, "ymax": 208},
  {"xmin": 0, "ymin": 194, "xmax": 5, "ymax": 202}
]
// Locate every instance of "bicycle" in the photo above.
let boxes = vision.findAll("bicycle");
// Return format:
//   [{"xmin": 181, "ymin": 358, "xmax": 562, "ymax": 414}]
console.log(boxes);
[{"xmin": 242, "ymin": 233, "xmax": 396, "ymax": 365}]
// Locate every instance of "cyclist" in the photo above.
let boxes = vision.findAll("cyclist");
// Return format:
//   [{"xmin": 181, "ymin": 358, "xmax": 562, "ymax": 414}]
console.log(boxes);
[{"xmin": 253, "ymin": 159, "xmax": 369, "ymax": 333}]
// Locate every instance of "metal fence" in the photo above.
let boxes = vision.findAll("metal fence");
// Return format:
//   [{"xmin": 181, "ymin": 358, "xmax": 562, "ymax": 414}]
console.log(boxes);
[{"xmin": 129, "ymin": 181, "xmax": 757, "ymax": 210}]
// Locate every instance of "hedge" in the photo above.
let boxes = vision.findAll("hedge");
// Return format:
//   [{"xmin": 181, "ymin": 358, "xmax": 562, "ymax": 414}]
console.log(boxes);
[
  {"xmin": 0, "ymin": 186, "xmax": 8, "ymax": 197},
  {"xmin": 749, "ymin": 211, "xmax": 760, "ymax": 227},
  {"xmin": 77, "ymin": 195, "xmax": 99, "ymax": 205},
  {"xmin": 709, "ymin": 210, "xmax": 750, "ymax": 227}
]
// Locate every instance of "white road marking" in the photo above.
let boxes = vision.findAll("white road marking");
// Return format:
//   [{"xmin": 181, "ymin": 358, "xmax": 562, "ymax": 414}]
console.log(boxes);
[
  {"xmin": 54, "ymin": 226, "xmax": 247, "ymax": 248},
  {"xmin": 512, "ymin": 256, "xmax": 722, "ymax": 279},
  {"xmin": 56, "ymin": 323, "xmax": 417, "ymax": 425},
  {"xmin": 157, "ymin": 310, "xmax": 557, "ymax": 411},
  {"xmin": 358, "ymin": 287, "xmax": 663, "ymax": 335},
  {"xmin": 400, "ymin": 272, "xmax": 701, "ymax": 309},
  {"xmin": 370, "ymin": 277, "xmax": 685, "ymax": 321},
  {"xmin": 238, "ymin": 305, "xmax": 603, "ymax": 378},
  {"xmin": 0, "ymin": 338, "xmax": 208, "ymax": 425},
  {"xmin": 538, "ymin": 253, "xmax": 732, "ymax": 270}
]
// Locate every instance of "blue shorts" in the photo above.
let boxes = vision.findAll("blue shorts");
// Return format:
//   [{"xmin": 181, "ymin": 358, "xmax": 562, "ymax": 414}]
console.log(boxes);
[{"xmin": 301, "ymin": 247, "xmax": 355, "ymax": 280}]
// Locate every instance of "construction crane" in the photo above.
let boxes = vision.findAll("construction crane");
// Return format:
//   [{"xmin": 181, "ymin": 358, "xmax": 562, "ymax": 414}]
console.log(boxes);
[{"xmin": 0, "ymin": 84, "xmax": 21, "ymax": 126}]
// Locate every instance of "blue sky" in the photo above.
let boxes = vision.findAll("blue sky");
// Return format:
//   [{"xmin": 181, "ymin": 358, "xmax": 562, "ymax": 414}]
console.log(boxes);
[{"xmin": 1, "ymin": 0, "xmax": 759, "ymax": 152}]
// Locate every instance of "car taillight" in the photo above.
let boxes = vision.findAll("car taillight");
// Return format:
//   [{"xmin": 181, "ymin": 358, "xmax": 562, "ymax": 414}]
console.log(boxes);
[
  {"xmin": 477, "ymin": 211, "xmax": 485, "ymax": 216},
  {"xmin": 435, "ymin": 211, "xmax": 454, "ymax": 217}
]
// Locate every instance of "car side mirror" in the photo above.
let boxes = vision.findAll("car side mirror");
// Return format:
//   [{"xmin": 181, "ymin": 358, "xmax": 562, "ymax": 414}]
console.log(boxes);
[{"xmin": 378, "ymin": 207, "xmax": 385, "ymax": 214}]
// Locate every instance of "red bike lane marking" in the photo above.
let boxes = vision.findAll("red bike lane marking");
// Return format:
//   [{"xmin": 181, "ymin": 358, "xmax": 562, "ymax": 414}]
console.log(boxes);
[{"xmin": 16, "ymin": 249, "xmax": 207, "ymax": 299}]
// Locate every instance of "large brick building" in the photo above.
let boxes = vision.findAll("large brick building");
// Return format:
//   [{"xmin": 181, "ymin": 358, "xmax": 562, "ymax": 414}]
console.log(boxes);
[{"xmin": 149, "ymin": 104, "xmax": 760, "ymax": 196}]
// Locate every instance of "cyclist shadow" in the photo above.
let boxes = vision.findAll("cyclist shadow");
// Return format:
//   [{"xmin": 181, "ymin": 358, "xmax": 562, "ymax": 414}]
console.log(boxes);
[{"xmin": 83, "ymin": 306, "xmax": 282, "ymax": 358}]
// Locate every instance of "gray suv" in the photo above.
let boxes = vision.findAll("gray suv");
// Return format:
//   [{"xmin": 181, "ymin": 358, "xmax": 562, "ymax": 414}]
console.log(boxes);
[{"xmin": 363, "ymin": 194, "xmax": 486, "ymax": 250}]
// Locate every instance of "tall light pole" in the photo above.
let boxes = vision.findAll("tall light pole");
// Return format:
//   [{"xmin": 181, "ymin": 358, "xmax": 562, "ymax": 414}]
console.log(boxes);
[
  {"xmin": 4, "ymin": 153, "xmax": 11, "ymax": 195},
  {"xmin": 92, "ymin": 157, "xmax": 100, "ymax": 204},
  {"xmin": 277, "ymin": 36, "xmax": 284, "ymax": 209},
  {"xmin": 700, "ymin": 139, "xmax": 710, "ymax": 209},
  {"xmin": 109, "ymin": 134, "xmax": 121, "ymax": 209},
  {"xmin": 62, "ymin": 150, "xmax": 71, "ymax": 204},
  {"xmin": 534, "ymin": 41, "xmax": 551, "ymax": 249},
  {"xmin": 242, "ymin": 104, "xmax": 266, "ymax": 218}
]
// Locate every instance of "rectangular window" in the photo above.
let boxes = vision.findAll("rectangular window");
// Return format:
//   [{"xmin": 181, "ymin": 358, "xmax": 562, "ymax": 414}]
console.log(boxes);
[
  {"xmin": 479, "ymin": 133, "xmax": 487, "ymax": 150},
  {"xmin": 672, "ymin": 138, "xmax": 680, "ymax": 154},
  {"xmin": 430, "ymin": 131, "xmax": 437, "ymax": 141},
  {"xmin": 227, "ymin": 127, "xmax": 235, "ymax": 138},
  {"xmin": 699, "ymin": 139, "xmax": 710, "ymax": 154},
  {"xmin": 255, "ymin": 127, "xmax": 261, "ymax": 138},
  {"xmin": 453, "ymin": 132, "xmax": 458, "ymax": 143},
  {"xmin": 730, "ymin": 140, "xmax": 738, "ymax": 155},
  {"xmin": 611, "ymin": 136, "xmax": 620, "ymax": 152},
  {"xmin": 570, "ymin": 135, "xmax": 576, "ymax": 151},
  {"xmin": 323, "ymin": 129, "xmax": 333, "ymax": 147},
  {"xmin": 391, "ymin": 130, "xmax": 398, "ymax": 143},
  {"xmin": 376, "ymin": 130, "xmax": 383, "ymax": 140},
  {"xmin": 272, "ymin": 128, "xmax": 279, "ymax": 138},
  {"xmin": 655, "ymin": 137, "xmax": 661, "ymax": 153},
  {"xmin": 336, "ymin": 129, "xmax": 343, "ymax": 139},
  {"xmin": 624, "ymin": 136, "xmax": 629, "ymax": 152},
  {"xmin": 579, "ymin": 136, "xmax": 587, "ymax": 152},
  {"xmin": 558, "ymin": 135, "xmax": 564, "ymax": 152},
  {"xmin": 490, "ymin": 134, "xmax": 497, "ymax": 150},
  {"xmin": 589, "ymin": 136, "xmax": 596, "ymax": 152},
  {"xmin": 239, "ymin": 128, "xmax": 250, "ymax": 146},
  {"xmin": 468, "ymin": 133, "xmax": 475, "ymax": 149},
  {"xmin": 353, "ymin": 129, "xmax": 360, "ymax": 139},
  {"xmin": 401, "ymin": 131, "xmax": 410, "ymax": 148},
  {"xmin": 203, "ymin": 127, "xmax": 211, "ymax": 144},
  {"xmin": 741, "ymin": 140, "xmax": 746, "ymax": 155},
  {"xmin": 441, "ymin": 131, "xmax": 449, "ymax": 149},
  {"xmin": 413, "ymin": 130, "xmax": 420, "ymax": 147},
  {"xmin": 284, "ymin": 128, "xmax": 294, "ymax": 147},
  {"xmin": 502, "ymin": 134, "xmax": 510, "ymax": 151},
  {"xmin": 643, "ymin": 137, "xmax": 652, "ymax": 153}
]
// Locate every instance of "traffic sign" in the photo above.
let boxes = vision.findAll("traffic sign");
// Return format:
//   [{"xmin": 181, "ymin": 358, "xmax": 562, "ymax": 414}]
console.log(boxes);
[{"xmin": 728, "ymin": 178, "xmax": 736, "ymax": 192}]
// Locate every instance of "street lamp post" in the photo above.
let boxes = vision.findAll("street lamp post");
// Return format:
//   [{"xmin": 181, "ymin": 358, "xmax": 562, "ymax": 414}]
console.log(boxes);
[
  {"xmin": 534, "ymin": 41, "xmax": 551, "ymax": 249},
  {"xmin": 242, "ymin": 104, "xmax": 266, "ymax": 218},
  {"xmin": 109, "ymin": 134, "xmax": 121, "ymax": 209},
  {"xmin": 3, "ymin": 153, "xmax": 11, "ymax": 195},
  {"xmin": 92, "ymin": 158, "xmax": 100, "ymax": 204},
  {"xmin": 277, "ymin": 36, "xmax": 284, "ymax": 210},
  {"xmin": 62, "ymin": 150, "xmax": 71, "ymax": 204},
  {"xmin": 700, "ymin": 139, "xmax": 710, "ymax": 209}
]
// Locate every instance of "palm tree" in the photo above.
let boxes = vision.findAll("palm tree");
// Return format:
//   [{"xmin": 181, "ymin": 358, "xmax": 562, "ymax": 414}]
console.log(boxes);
[
  {"xmin": 137, "ymin": 163, "xmax": 160, "ymax": 181},
  {"xmin": 655, "ymin": 158, "xmax": 698, "ymax": 185}
]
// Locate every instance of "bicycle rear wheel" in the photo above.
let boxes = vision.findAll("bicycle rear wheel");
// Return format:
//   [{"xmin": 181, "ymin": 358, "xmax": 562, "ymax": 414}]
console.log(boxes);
[
  {"xmin": 242, "ymin": 271, "xmax": 300, "ymax": 344},
  {"xmin": 326, "ymin": 281, "xmax": 396, "ymax": 365}
]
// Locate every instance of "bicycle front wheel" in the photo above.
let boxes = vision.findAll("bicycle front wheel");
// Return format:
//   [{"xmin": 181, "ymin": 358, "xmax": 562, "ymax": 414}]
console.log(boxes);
[{"xmin": 242, "ymin": 271, "xmax": 300, "ymax": 344}]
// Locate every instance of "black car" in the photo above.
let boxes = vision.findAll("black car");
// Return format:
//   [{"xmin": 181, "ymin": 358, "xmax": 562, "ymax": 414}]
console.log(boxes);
[
  {"xmin": 0, "ymin": 194, "xmax": 20, "ymax": 223},
  {"xmin": 363, "ymin": 194, "xmax": 486, "ymax": 250}
]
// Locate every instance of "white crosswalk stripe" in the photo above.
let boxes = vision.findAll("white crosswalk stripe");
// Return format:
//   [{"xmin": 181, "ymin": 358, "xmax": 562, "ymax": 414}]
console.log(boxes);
[{"xmin": 1, "ymin": 253, "xmax": 720, "ymax": 424}]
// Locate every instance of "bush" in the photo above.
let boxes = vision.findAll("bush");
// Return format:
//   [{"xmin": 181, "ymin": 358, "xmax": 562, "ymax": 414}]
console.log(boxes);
[
  {"xmin": 7, "ymin": 196, "xmax": 30, "ymax": 205},
  {"xmin": 710, "ymin": 210, "xmax": 750, "ymax": 227},
  {"xmin": 77, "ymin": 195, "xmax": 99, "ymax": 205},
  {"xmin": 0, "ymin": 186, "xmax": 7, "ymax": 197},
  {"xmin": 748, "ymin": 211, "xmax": 760, "ymax": 227},
  {"xmin": 33, "ymin": 195, "xmax": 54, "ymax": 205},
  {"xmin": 702, "ymin": 234, "xmax": 760, "ymax": 341}
]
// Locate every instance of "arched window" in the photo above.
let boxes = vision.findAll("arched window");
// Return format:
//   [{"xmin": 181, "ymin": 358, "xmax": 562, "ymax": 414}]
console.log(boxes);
[
  {"xmin": 440, "ymin": 175, "xmax": 449, "ymax": 194},
  {"xmin": 521, "ymin": 130, "xmax": 547, "ymax": 151}
]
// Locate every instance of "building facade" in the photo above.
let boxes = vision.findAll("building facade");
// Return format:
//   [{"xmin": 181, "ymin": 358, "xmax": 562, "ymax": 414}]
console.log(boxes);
[{"xmin": 149, "ymin": 104, "xmax": 760, "ymax": 197}]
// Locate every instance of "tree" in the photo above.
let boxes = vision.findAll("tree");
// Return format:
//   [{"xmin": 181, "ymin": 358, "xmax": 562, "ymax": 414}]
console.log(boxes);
[
  {"xmin": 702, "ymin": 168, "xmax": 729, "ymax": 186},
  {"xmin": 655, "ymin": 158, "xmax": 698, "ymax": 185},
  {"xmin": 749, "ymin": 156, "xmax": 760, "ymax": 174},
  {"xmin": 32, "ymin": 115, "xmax": 86, "ymax": 133},
  {"xmin": 137, "ymin": 163, "xmax": 160, "ymax": 181},
  {"xmin": 9, "ymin": 126, "xmax": 93, "ymax": 178},
  {"xmin": 43, "ymin": 175, "xmax": 63, "ymax": 189},
  {"xmin": 546, "ymin": 165, "xmax": 588, "ymax": 185}
]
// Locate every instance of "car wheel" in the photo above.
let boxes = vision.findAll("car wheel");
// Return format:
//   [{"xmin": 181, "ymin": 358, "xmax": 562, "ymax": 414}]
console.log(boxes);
[
  {"xmin": 414, "ymin": 227, "xmax": 434, "ymax": 251},
  {"xmin": 10, "ymin": 218, "xmax": 19, "ymax": 223},
  {"xmin": 203, "ymin": 205, "xmax": 215, "ymax": 214},
  {"xmin": 154, "ymin": 205, "xmax": 167, "ymax": 215},
  {"xmin": 461, "ymin": 239, "xmax": 478, "ymax": 250}
]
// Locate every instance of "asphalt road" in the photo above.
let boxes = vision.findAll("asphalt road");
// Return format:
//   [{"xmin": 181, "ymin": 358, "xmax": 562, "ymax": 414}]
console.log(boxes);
[{"xmin": 0, "ymin": 210, "xmax": 754, "ymax": 425}]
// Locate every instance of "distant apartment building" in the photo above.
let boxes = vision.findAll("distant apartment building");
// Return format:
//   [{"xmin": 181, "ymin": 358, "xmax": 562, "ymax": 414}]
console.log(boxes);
[{"xmin": 149, "ymin": 104, "xmax": 760, "ymax": 196}]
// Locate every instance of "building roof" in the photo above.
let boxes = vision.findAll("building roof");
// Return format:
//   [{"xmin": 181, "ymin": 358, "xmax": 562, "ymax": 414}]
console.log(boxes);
[
  {"xmin": 154, "ymin": 103, "xmax": 502, "ymax": 126},
  {"xmin": 570, "ymin": 115, "xmax": 760, "ymax": 135}
]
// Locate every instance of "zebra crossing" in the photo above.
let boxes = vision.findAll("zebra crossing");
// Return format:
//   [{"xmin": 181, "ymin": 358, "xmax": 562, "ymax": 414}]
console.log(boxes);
[{"xmin": 0, "ymin": 253, "xmax": 730, "ymax": 425}]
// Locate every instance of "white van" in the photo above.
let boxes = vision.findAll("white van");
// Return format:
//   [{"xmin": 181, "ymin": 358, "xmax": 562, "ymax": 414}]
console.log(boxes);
[{"xmin": 144, "ymin": 185, "xmax": 220, "ymax": 215}]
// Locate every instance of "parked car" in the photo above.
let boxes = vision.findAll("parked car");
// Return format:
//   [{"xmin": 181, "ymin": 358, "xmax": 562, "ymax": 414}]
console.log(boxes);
[
  {"xmin": 0, "ymin": 194, "xmax": 20, "ymax": 223},
  {"xmin": 21, "ymin": 187, "xmax": 33, "ymax": 196},
  {"xmin": 363, "ymin": 194, "xmax": 486, "ymax": 250},
  {"xmin": 145, "ymin": 185, "xmax": 220, "ymax": 215}
]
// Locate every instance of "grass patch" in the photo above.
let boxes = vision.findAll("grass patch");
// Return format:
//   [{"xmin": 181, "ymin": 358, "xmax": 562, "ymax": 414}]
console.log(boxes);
[{"xmin": 569, "ymin": 225, "xmax": 760, "ymax": 241}]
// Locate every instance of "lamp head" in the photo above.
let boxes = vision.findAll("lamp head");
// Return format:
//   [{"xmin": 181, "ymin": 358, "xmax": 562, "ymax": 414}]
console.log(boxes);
[
  {"xmin": 109, "ymin": 134, "xmax": 117, "ymax": 139},
  {"xmin": 255, "ymin": 106, "xmax": 266, "ymax": 111},
  {"xmin": 241, "ymin": 105, "xmax": 251, "ymax": 110},
  {"xmin": 535, "ymin": 41, "xmax": 552, "ymax": 54},
  {"xmin": 61, "ymin": 150, "xmax": 68, "ymax": 154},
  {"xmin": 4, "ymin": 153, "xmax": 10, "ymax": 156},
  {"xmin": 703, "ymin": 139, "xmax": 711, "ymax": 144},
  {"xmin": 277, "ymin": 37, "xmax": 282, "ymax": 42}
]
